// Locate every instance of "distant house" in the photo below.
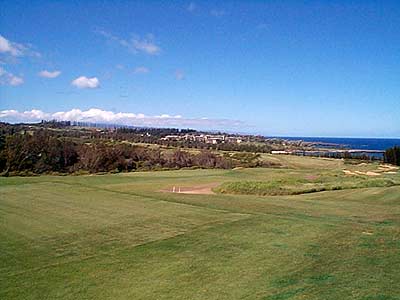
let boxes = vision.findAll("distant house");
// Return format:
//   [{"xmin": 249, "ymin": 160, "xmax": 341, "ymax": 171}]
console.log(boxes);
[{"xmin": 160, "ymin": 135, "xmax": 180, "ymax": 141}]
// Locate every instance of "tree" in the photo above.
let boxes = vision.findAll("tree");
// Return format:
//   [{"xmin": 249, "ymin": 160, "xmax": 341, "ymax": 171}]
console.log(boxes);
[{"xmin": 384, "ymin": 146, "xmax": 400, "ymax": 166}]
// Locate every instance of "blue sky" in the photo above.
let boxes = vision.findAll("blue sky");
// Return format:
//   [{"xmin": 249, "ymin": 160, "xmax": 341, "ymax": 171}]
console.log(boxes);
[{"xmin": 0, "ymin": 0, "xmax": 399, "ymax": 137}]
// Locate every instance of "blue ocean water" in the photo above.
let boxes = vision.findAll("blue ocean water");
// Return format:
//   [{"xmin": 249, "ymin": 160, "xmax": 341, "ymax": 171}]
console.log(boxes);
[{"xmin": 275, "ymin": 137, "xmax": 400, "ymax": 151}]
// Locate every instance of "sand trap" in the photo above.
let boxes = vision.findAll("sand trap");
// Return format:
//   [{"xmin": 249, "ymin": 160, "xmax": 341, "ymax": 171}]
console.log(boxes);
[
  {"xmin": 378, "ymin": 165, "xmax": 399, "ymax": 173},
  {"xmin": 343, "ymin": 170, "xmax": 357, "ymax": 175},
  {"xmin": 343, "ymin": 170, "xmax": 381, "ymax": 176},
  {"xmin": 344, "ymin": 164, "xmax": 398, "ymax": 177},
  {"xmin": 161, "ymin": 183, "xmax": 219, "ymax": 195},
  {"xmin": 365, "ymin": 171, "xmax": 381, "ymax": 176},
  {"xmin": 380, "ymin": 164, "xmax": 399, "ymax": 170}
]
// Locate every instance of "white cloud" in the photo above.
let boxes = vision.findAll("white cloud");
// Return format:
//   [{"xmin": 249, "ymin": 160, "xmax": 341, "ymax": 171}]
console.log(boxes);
[
  {"xmin": 0, "ymin": 35, "xmax": 23, "ymax": 56},
  {"xmin": 134, "ymin": 66, "xmax": 149, "ymax": 74},
  {"xmin": 0, "ymin": 34, "xmax": 40, "ymax": 58},
  {"xmin": 0, "ymin": 67, "xmax": 24, "ymax": 86},
  {"xmin": 39, "ymin": 70, "xmax": 61, "ymax": 78},
  {"xmin": 132, "ymin": 36, "xmax": 161, "ymax": 55},
  {"xmin": 175, "ymin": 69, "xmax": 185, "ymax": 80},
  {"xmin": 0, "ymin": 108, "xmax": 244, "ymax": 129},
  {"xmin": 97, "ymin": 30, "xmax": 161, "ymax": 55},
  {"xmin": 96, "ymin": 30, "xmax": 130, "ymax": 48},
  {"xmin": 0, "ymin": 109, "xmax": 48, "ymax": 120},
  {"xmin": 187, "ymin": 2, "xmax": 196, "ymax": 12},
  {"xmin": 9, "ymin": 75, "xmax": 24, "ymax": 86},
  {"xmin": 71, "ymin": 76, "xmax": 100, "ymax": 89}
]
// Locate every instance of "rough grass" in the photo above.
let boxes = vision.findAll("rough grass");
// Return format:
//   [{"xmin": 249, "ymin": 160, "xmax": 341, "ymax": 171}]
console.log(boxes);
[
  {"xmin": 1, "ymin": 157, "xmax": 400, "ymax": 300},
  {"xmin": 215, "ymin": 177, "xmax": 400, "ymax": 196}
]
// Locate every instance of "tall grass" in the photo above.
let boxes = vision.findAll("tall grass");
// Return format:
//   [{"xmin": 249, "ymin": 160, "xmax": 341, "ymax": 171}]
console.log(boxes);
[{"xmin": 215, "ymin": 178, "xmax": 400, "ymax": 196}]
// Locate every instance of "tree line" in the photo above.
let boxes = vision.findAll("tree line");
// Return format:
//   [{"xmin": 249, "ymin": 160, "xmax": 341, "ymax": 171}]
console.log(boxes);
[
  {"xmin": 38, "ymin": 121, "xmax": 274, "ymax": 153},
  {"xmin": 384, "ymin": 146, "xmax": 400, "ymax": 166}
]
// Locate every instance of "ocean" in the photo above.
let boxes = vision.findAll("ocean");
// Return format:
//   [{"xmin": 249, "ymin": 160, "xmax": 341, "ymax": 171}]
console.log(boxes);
[{"xmin": 274, "ymin": 137, "xmax": 400, "ymax": 151}]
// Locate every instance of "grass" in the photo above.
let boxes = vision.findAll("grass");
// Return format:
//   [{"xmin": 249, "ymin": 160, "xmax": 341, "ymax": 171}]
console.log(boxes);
[
  {"xmin": 215, "ymin": 177, "xmax": 400, "ymax": 196},
  {"xmin": 1, "ymin": 155, "xmax": 400, "ymax": 299}
]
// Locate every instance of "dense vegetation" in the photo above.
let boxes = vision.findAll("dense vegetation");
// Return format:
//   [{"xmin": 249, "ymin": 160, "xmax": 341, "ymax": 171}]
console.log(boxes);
[
  {"xmin": 1, "ymin": 121, "xmax": 396, "ymax": 176},
  {"xmin": 0, "ymin": 130, "xmax": 225, "ymax": 175},
  {"xmin": 385, "ymin": 146, "xmax": 400, "ymax": 165},
  {"xmin": 0, "ymin": 124, "xmax": 275, "ymax": 176},
  {"xmin": 15, "ymin": 120, "xmax": 274, "ymax": 153}
]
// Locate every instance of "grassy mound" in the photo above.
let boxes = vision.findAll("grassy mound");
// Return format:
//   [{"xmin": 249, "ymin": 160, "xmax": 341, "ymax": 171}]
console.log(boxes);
[{"xmin": 215, "ymin": 177, "xmax": 400, "ymax": 196}]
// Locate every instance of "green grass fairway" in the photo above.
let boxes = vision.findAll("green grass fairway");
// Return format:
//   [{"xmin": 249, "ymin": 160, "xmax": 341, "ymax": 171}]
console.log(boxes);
[{"xmin": 1, "ymin": 156, "xmax": 400, "ymax": 299}]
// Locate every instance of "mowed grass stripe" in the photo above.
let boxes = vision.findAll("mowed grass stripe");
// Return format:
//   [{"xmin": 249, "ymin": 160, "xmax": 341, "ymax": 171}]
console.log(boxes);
[
  {"xmin": 3, "ymin": 213, "xmax": 399, "ymax": 299},
  {"xmin": 0, "ymin": 181, "xmax": 246, "ymax": 276}
]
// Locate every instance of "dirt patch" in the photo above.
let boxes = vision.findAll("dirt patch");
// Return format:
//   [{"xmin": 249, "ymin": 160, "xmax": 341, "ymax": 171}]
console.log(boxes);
[
  {"xmin": 161, "ymin": 183, "xmax": 220, "ymax": 195},
  {"xmin": 305, "ymin": 175, "xmax": 319, "ymax": 180}
]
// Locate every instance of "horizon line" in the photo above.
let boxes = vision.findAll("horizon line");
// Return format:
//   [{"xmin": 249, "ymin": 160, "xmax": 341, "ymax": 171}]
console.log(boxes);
[{"xmin": 2, "ymin": 119, "xmax": 399, "ymax": 140}]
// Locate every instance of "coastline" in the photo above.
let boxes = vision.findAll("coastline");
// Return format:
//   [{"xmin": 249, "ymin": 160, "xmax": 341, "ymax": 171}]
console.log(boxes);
[{"xmin": 271, "ymin": 136, "xmax": 400, "ymax": 152}]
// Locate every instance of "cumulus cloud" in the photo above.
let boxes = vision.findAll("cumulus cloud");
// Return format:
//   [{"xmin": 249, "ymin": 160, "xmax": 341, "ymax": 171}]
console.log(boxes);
[
  {"xmin": 0, "ymin": 34, "xmax": 40, "ymax": 58},
  {"xmin": 134, "ymin": 66, "xmax": 149, "ymax": 74},
  {"xmin": 0, "ymin": 67, "xmax": 24, "ymax": 86},
  {"xmin": 39, "ymin": 70, "xmax": 61, "ymax": 78},
  {"xmin": 0, "ymin": 35, "xmax": 24, "ymax": 56},
  {"xmin": 0, "ymin": 109, "xmax": 48, "ymax": 120},
  {"xmin": 0, "ymin": 108, "xmax": 244, "ymax": 129},
  {"xmin": 96, "ymin": 30, "xmax": 161, "ymax": 55},
  {"xmin": 71, "ymin": 76, "xmax": 100, "ymax": 89}
]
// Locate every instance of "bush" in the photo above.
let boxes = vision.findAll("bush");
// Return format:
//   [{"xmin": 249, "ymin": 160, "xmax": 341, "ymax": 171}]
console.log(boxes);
[{"xmin": 384, "ymin": 146, "xmax": 400, "ymax": 166}]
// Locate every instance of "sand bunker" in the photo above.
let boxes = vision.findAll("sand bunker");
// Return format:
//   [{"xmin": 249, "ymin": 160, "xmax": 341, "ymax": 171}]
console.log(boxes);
[
  {"xmin": 343, "ymin": 164, "xmax": 398, "ymax": 177},
  {"xmin": 378, "ymin": 164, "xmax": 399, "ymax": 171},
  {"xmin": 343, "ymin": 170, "xmax": 358, "ymax": 176},
  {"xmin": 161, "ymin": 183, "xmax": 219, "ymax": 195},
  {"xmin": 365, "ymin": 171, "xmax": 381, "ymax": 176},
  {"xmin": 343, "ymin": 169, "xmax": 381, "ymax": 176}
]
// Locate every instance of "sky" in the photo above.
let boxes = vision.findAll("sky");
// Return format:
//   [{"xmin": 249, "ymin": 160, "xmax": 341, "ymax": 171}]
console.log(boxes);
[{"xmin": 0, "ymin": 0, "xmax": 399, "ymax": 137}]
